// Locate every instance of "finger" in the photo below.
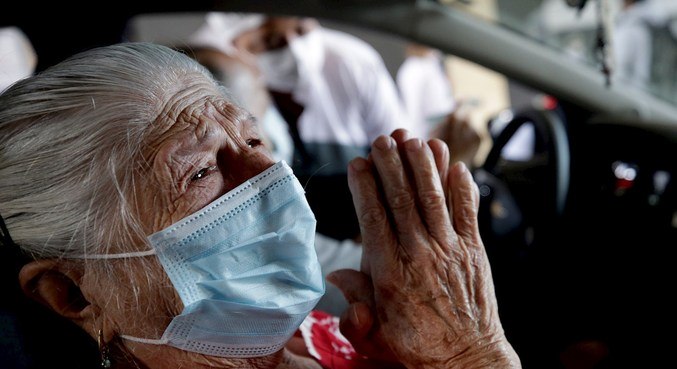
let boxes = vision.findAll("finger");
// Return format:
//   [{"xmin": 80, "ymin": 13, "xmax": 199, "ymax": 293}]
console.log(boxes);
[
  {"xmin": 357, "ymin": 155, "xmax": 374, "ymax": 274},
  {"xmin": 428, "ymin": 139, "xmax": 457, "ymax": 249},
  {"xmin": 449, "ymin": 161, "xmax": 481, "ymax": 243},
  {"xmin": 410, "ymin": 143, "xmax": 473, "ymax": 313},
  {"xmin": 369, "ymin": 135, "xmax": 427, "ymax": 254},
  {"xmin": 449, "ymin": 163, "xmax": 495, "ymax": 318},
  {"xmin": 390, "ymin": 128, "xmax": 411, "ymax": 144},
  {"xmin": 326, "ymin": 269, "xmax": 374, "ymax": 305},
  {"xmin": 347, "ymin": 155, "xmax": 398, "ymax": 272},
  {"xmin": 402, "ymin": 138, "xmax": 454, "ymax": 249},
  {"xmin": 391, "ymin": 130, "xmax": 413, "ymax": 176},
  {"xmin": 338, "ymin": 302, "xmax": 377, "ymax": 357},
  {"xmin": 339, "ymin": 303, "xmax": 400, "ymax": 364},
  {"xmin": 427, "ymin": 138, "xmax": 450, "ymax": 193}
]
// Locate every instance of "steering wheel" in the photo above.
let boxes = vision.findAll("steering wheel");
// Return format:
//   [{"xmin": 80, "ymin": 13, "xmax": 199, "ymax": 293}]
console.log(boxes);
[
  {"xmin": 474, "ymin": 108, "xmax": 570, "ymax": 248},
  {"xmin": 471, "ymin": 108, "xmax": 571, "ymax": 366}
]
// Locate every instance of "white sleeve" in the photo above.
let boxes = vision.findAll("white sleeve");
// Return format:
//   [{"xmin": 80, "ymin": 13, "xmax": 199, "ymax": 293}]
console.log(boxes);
[
  {"xmin": 632, "ymin": 25, "xmax": 652, "ymax": 88},
  {"xmin": 397, "ymin": 55, "xmax": 456, "ymax": 139},
  {"xmin": 313, "ymin": 232, "xmax": 362, "ymax": 316},
  {"xmin": 357, "ymin": 52, "xmax": 414, "ymax": 142},
  {"xmin": 314, "ymin": 232, "xmax": 362, "ymax": 274}
]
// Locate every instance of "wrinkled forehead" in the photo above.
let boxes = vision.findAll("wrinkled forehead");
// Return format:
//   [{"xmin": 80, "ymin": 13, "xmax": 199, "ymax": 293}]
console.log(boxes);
[{"xmin": 144, "ymin": 79, "xmax": 247, "ymax": 154}]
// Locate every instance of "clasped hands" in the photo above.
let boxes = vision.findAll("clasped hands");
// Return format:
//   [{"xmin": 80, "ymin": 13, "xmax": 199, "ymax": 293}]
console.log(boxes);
[{"xmin": 328, "ymin": 129, "xmax": 520, "ymax": 369}]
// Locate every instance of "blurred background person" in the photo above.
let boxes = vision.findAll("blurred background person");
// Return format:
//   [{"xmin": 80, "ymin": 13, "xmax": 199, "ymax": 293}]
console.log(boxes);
[
  {"xmin": 613, "ymin": 0, "xmax": 654, "ymax": 88},
  {"xmin": 0, "ymin": 26, "xmax": 36, "ymax": 92},
  {"xmin": 181, "ymin": 45, "xmax": 294, "ymax": 164},
  {"xmin": 187, "ymin": 12, "xmax": 412, "ymax": 241},
  {"xmin": 396, "ymin": 42, "xmax": 481, "ymax": 169},
  {"xmin": 396, "ymin": 43, "xmax": 456, "ymax": 140}
]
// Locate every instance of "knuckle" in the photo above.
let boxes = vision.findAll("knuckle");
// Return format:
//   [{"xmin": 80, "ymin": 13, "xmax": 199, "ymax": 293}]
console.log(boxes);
[
  {"xmin": 358, "ymin": 205, "xmax": 387, "ymax": 228},
  {"xmin": 461, "ymin": 197, "xmax": 478, "ymax": 222},
  {"xmin": 419, "ymin": 189, "xmax": 446, "ymax": 209},
  {"xmin": 388, "ymin": 190, "xmax": 415, "ymax": 212}
]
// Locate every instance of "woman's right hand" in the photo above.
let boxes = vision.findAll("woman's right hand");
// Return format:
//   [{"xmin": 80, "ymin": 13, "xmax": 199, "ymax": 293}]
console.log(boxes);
[{"xmin": 328, "ymin": 129, "xmax": 520, "ymax": 369}]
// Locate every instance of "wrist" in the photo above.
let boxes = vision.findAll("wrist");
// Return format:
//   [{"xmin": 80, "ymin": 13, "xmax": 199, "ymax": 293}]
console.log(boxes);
[
  {"xmin": 406, "ymin": 338, "xmax": 521, "ymax": 369},
  {"xmin": 446, "ymin": 340, "xmax": 521, "ymax": 369}
]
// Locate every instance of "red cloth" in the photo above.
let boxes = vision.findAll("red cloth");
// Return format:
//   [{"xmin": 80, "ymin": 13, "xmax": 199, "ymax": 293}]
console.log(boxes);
[{"xmin": 299, "ymin": 310, "xmax": 378, "ymax": 369}]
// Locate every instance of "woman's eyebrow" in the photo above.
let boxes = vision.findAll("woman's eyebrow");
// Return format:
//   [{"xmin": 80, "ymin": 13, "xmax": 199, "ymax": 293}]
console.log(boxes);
[
  {"xmin": 218, "ymin": 110, "xmax": 257, "ymax": 141},
  {"xmin": 174, "ymin": 120, "xmax": 222, "ymax": 155},
  {"xmin": 245, "ymin": 113, "xmax": 258, "ymax": 126},
  {"xmin": 169, "ymin": 107, "xmax": 253, "ymax": 162}
]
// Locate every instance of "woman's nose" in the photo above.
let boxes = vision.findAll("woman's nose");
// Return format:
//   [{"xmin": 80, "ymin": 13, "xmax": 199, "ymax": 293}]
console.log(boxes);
[
  {"xmin": 241, "ymin": 151, "xmax": 276, "ymax": 179},
  {"xmin": 219, "ymin": 145, "xmax": 276, "ymax": 188}
]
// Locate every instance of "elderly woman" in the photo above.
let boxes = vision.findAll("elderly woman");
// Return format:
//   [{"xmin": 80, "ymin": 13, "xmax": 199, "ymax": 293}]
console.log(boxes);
[{"xmin": 0, "ymin": 42, "xmax": 520, "ymax": 369}]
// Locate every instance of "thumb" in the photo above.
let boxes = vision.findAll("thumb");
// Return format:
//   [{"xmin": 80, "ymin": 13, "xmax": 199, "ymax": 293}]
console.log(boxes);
[
  {"xmin": 327, "ymin": 270, "xmax": 377, "ymax": 355},
  {"xmin": 339, "ymin": 302, "xmax": 375, "ymax": 346},
  {"xmin": 328, "ymin": 270, "xmax": 400, "ymax": 364},
  {"xmin": 326, "ymin": 269, "xmax": 373, "ymax": 305}
]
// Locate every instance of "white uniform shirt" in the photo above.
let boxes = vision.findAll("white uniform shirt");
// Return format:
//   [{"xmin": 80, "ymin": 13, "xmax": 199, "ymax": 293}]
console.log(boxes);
[
  {"xmin": 396, "ymin": 51, "xmax": 456, "ymax": 139},
  {"xmin": 312, "ymin": 233, "xmax": 362, "ymax": 316},
  {"xmin": 614, "ymin": 3, "xmax": 653, "ymax": 89},
  {"xmin": 168, "ymin": 15, "xmax": 410, "ymax": 174},
  {"xmin": 288, "ymin": 28, "xmax": 412, "ymax": 174}
]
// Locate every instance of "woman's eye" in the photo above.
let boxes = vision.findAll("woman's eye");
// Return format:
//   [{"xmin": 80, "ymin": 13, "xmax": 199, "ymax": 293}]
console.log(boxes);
[
  {"xmin": 191, "ymin": 166, "xmax": 216, "ymax": 182},
  {"xmin": 246, "ymin": 138, "xmax": 263, "ymax": 148}
]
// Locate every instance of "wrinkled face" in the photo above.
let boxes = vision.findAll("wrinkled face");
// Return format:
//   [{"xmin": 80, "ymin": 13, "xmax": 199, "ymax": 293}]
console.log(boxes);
[
  {"xmin": 233, "ymin": 16, "xmax": 318, "ymax": 54},
  {"xmin": 88, "ymin": 73, "xmax": 276, "ymax": 356},
  {"xmin": 138, "ymin": 78, "xmax": 276, "ymax": 233}
]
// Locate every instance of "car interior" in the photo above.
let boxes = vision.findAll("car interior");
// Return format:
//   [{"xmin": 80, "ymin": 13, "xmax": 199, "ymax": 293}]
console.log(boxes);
[{"xmin": 2, "ymin": 1, "xmax": 676, "ymax": 368}]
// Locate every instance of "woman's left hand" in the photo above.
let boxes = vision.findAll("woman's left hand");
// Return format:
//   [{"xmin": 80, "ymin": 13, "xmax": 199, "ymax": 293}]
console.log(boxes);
[{"xmin": 328, "ymin": 129, "xmax": 520, "ymax": 368}]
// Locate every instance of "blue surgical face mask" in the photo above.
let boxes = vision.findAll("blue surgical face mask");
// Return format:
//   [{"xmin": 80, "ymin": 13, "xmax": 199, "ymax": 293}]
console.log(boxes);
[{"xmin": 82, "ymin": 161, "xmax": 325, "ymax": 358}]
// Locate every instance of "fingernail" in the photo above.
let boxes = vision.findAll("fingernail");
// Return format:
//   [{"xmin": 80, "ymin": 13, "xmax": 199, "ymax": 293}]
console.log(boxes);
[
  {"xmin": 456, "ymin": 161, "xmax": 467, "ymax": 174},
  {"xmin": 374, "ymin": 135, "xmax": 394, "ymax": 150},
  {"xmin": 350, "ymin": 158, "xmax": 368, "ymax": 172},
  {"xmin": 405, "ymin": 138, "xmax": 423, "ymax": 151}
]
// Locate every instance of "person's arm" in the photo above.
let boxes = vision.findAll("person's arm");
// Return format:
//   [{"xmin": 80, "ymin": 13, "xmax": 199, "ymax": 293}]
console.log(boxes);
[
  {"xmin": 329, "ymin": 129, "xmax": 520, "ymax": 368},
  {"xmin": 355, "ymin": 47, "xmax": 414, "ymax": 141},
  {"xmin": 428, "ymin": 103, "xmax": 481, "ymax": 169},
  {"xmin": 631, "ymin": 24, "xmax": 652, "ymax": 88}
]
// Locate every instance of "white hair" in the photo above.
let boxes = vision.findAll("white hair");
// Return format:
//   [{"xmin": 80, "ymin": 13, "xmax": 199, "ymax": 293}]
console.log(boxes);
[{"xmin": 0, "ymin": 42, "xmax": 216, "ymax": 261}]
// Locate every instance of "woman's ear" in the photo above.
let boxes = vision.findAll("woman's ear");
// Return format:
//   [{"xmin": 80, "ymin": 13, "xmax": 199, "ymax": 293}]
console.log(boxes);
[{"xmin": 18, "ymin": 260, "xmax": 92, "ymax": 323}]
